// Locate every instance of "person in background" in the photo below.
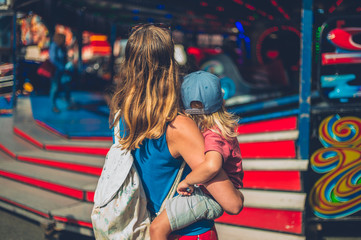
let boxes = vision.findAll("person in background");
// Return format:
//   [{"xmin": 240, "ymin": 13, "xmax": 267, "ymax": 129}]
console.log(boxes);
[
  {"xmin": 49, "ymin": 33, "xmax": 67, "ymax": 112},
  {"xmin": 60, "ymin": 55, "xmax": 78, "ymax": 110}
]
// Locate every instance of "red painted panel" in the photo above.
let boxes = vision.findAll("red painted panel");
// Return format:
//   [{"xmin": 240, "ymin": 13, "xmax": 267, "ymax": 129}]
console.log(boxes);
[
  {"xmin": 17, "ymin": 155, "xmax": 102, "ymax": 176},
  {"xmin": 0, "ymin": 170, "xmax": 84, "ymax": 200},
  {"xmin": 216, "ymin": 207, "xmax": 303, "ymax": 234},
  {"xmin": 243, "ymin": 170, "xmax": 301, "ymax": 191},
  {"xmin": 86, "ymin": 191, "xmax": 95, "ymax": 202},
  {"xmin": 13, "ymin": 127, "xmax": 44, "ymax": 148},
  {"xmin": 239, "ymin": 140, "xmax": 296, "ymax": 158},
  {"xmin": 45, "ymin": 145, "xmax": 108, "ymax": 156},
  {"xmin": 236, "ymin": 116, "xmax": 297, "ymax": 135},
  {"xmin": 0, "ymin": 196, "xmax": 50, "ymax": 218},
  {"xmin": 53, "ymin": 216, "xmax": 93, "ymax": 228}
]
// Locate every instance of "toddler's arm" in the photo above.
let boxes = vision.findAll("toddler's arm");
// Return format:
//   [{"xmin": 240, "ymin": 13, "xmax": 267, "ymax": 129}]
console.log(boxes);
[{"xmin": 177, "ymin": 150, "xmax": 222, "ymax": 195}]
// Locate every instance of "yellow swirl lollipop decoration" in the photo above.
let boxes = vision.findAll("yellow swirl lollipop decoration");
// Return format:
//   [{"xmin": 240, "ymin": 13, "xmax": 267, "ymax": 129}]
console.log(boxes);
[{"xmin": 310, "ymin": 115, "xmax": 361, "ymax": 219}]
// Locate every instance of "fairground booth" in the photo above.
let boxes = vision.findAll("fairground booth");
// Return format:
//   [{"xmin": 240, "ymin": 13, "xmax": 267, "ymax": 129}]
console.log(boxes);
[{"xmin": 0, "ymin": 0, "xmax": 360, "ymax": 239}]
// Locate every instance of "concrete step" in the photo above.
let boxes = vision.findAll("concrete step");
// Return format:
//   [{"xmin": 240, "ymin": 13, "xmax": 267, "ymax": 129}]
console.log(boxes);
[
  {"xmin": 13, "ymin": 124, "xmax": 110, "ymax": 156},
  {"xmin": 0, "ymin": 156, "xmax": 97, "ymax": 202},
  {"xmin": 237, "ymin": 130, "xmax": 299, "ymax": 143},
  {"xmin": 217, "ymin": 162, "xmax": 307, "ymax": 234},
  {"xmin": 242, "ymin": 189, "xmax": 306, "ymax": 211},
  {"xmin": 15, "ymin": 150, "xmax": 103, "ymax": 176},
  {"xmin": 50, "ymin": 202, "xmax": 94, "ymax": 236},
  {"xmin": 235, "ymin": 117, "xmax": 299, "ymax": 159},
  {"xmin": 242, "ymin": 159, "xmax": 308, "ymax": 191},
  {"xmin": 237, "ymin": 130, "xmax": 298, "ymax": 158},
  {"xmin": 0, "ymin": 117, "xmax": 104, "ymax": 175},
  {"xmin": 216, "ymin": 206, "xmax": 303, "ymax": 235},
  {"xmin": 215, "ymin": 223, "xmax": 305, "ymax": 240},
  {"xmin": 243, "ymin": 159, "xmax": 308, "ymax": 171},
  {"xmin": 0, "ymin": 175, "xmax": 93, "ymax": 236}
]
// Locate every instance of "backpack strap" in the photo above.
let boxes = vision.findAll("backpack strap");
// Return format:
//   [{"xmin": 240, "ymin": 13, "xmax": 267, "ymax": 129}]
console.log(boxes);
[
  {"xmin": 158, "ymin": 161, "xmax": 186, "ymax": 213},
  {"xmin": 113, "ymin": 111, "xmax": 121, "ymax": 143},
  {"xmin": 94, "ymin": 111, "xmax": 134, "ymax": 208}
]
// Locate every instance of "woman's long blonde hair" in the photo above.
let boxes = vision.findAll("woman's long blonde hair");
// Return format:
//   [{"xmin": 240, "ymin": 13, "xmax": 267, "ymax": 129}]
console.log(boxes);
[{"xmin": 109, "ymin": 24, "xmax": 180, "ymax": 150}]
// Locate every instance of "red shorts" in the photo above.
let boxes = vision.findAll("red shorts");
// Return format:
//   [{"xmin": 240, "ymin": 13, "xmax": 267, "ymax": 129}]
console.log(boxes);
[{"xmin": 168, "ymin": 226, "xmax": 218, "ymax": 240}]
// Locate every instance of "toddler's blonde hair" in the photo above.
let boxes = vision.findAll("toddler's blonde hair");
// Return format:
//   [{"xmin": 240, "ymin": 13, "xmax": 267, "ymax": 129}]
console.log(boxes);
[{"xmin": 186, "ymin": 102, "xmax": 239, "ymax": 140}]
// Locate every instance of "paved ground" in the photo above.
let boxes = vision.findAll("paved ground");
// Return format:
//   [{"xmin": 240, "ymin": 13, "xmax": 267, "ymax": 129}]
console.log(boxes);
[
  {"xmin": 0, "ymin": 208, "xmax": 94, "ymax": 240},
  {"xmin": 0, "ymin": 208, "xmax": 44, "ymax": 240}
]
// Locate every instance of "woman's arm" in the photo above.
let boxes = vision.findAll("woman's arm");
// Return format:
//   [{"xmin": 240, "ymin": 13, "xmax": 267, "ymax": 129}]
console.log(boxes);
[{"xmin": 167, "ymin": 115, "xmax": 244, "ymax": 215}]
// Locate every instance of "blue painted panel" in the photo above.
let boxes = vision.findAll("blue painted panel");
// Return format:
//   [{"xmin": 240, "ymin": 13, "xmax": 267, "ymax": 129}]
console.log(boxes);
[
  {"xmin": 239, "ymin": 109, "xmax": 299, "ymax": 124},
  {"xmin": 30, "ymin": 92, "xmax": 112, "ymax": 137},
  {"xmin": 298, "ymin": 0, "xmax": 313, "ymax": 160},
  {"xmin": 229, "ymin": 94, "xmax": 299, "ymax": 115}
]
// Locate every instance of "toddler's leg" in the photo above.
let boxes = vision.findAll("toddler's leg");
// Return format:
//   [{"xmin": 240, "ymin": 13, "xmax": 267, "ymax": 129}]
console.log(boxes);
[
  {"xmin": 165, "ymin": 187, "xmax": 223, "ymax": 231},
  {"xmin": 150, "ymin": 210, "xmax": 172, "ymax": 240}
]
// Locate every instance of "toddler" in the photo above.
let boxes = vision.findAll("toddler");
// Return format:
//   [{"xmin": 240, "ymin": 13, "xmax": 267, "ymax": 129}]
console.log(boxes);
[{"xmin": 150, "ymin": 71, "xmax": 244, "ymax": 239}]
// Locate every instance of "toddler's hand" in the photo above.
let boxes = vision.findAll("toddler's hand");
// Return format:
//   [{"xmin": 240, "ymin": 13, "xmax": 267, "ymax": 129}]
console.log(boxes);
[{"xmin": 177, "ymin": 180, "xmax": 194, "ymax": 196}]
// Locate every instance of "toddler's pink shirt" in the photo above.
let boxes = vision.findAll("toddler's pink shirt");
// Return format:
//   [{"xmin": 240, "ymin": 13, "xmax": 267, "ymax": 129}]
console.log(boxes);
[{"xmin": 203, "ymin": 129, "xmax": 244, "ymax": 189}]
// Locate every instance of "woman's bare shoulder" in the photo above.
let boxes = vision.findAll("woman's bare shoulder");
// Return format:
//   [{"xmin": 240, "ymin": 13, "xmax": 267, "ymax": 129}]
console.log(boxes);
[
  {"xmin": 167, "ymin": 114, "xmax": 205, "ymax": 164},
  {"xmin": 168, "ymin": 114, "xmax": 199, "ymax": 137}
]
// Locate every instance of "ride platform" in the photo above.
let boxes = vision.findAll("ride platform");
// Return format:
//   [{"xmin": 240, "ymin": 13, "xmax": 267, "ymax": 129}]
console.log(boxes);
[{"xmin": 0, "ymin": 92, "xmax": 308, "ymax": 239}]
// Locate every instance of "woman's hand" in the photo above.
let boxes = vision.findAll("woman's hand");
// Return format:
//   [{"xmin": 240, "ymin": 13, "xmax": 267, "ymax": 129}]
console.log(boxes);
[{"xmin": 177, "ymin": 180, "xmax": 194, "ymax": 196}]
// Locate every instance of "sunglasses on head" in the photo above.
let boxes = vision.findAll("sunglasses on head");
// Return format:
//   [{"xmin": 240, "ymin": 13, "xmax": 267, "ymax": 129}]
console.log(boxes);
[{"xmin": 129, "ymin": 23, "xmax": 171, "ymax": 35}]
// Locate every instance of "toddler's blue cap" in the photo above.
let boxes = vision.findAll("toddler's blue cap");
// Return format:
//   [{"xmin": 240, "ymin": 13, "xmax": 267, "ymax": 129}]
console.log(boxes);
[{"xmin": 181, "ymin": 71, "xmax": 223, "ymax": 114}]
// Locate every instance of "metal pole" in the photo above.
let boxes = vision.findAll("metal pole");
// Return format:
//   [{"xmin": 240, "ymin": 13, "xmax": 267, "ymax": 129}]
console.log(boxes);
[
  {"xmin": 77, "ymin": 9, "xmax": 84, "ymax": 75},
  {"xmin": 298, "ymin": 0, "xmax": 313, "ymax": 160},
  {"xmin": 110, "ymin": 22, "xmax": 116, "ymax": 82},
  {"xmin": 11, "ymin": 11, "xmax": 17, "ymax": 109}
]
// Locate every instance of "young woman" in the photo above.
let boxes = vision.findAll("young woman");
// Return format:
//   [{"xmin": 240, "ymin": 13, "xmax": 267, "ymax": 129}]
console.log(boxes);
[{"xmin": 109, "ymin": 23, "xmax": 243, "ymax": 239}]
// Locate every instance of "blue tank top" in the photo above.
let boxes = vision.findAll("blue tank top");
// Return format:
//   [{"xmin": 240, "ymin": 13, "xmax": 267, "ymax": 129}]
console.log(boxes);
[{"xmin": 121, "ymin": 123, "xmax": 214, "ymax": 236}]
